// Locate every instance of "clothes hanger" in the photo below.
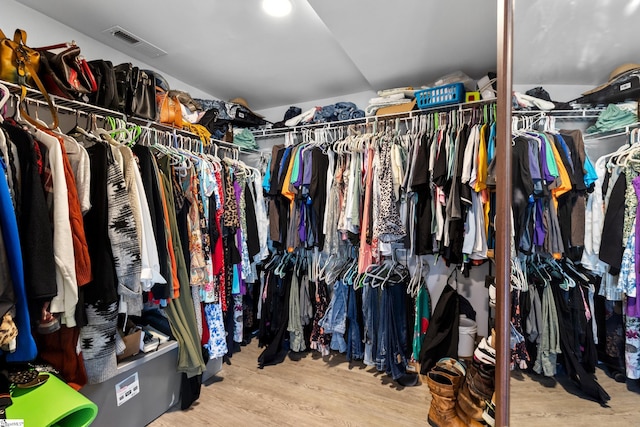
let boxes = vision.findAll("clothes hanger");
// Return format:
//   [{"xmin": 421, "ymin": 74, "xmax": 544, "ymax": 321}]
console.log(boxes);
[
  {"xmin": 274, "ymin": 251, "xmax": 295, "ymax": 278},
  {"xmin": 446, "ymin": 267, "xmax": 459, "ymax": 292},
  {"xmin": 527, "ymin": 256, "xmax": 551, "ymax": 288},
  {"xmin": 387, "ymin": 254, "xmax": 410, "ymax": 286},
  {"xmin": 326, "ymin": 256, "xmax": 349, "ymax": 286},
  {"xmin": 15, "ymin": 98, "xmax": 52, "ymax": 137},
  {"xmin": 510, "ymin": 257, "xmax": 527, "ymax": 292},
  {"xmin": 363, "ymin": 262, "xmax": 387, "ymax": 286},
  {"xmin": 316, "ymin": 253, "xmax": 336, "ymax": 282},
  {"xmin": 93, "ymin": 116, "xmax": 130, "ymax": 145},
  {"xmin": 539, "ymin": 256, "xmax": 574, "ymax": 290},
  {"xmin": 0, "ymin": 83, "xmax": 10, "ymax": 122},
  {"xmin": 263, "ymin": 253, "xmax": 282, "ymax": 271},
  {"xmin": 407, "ymin": 257, "xmax": 425, "ymax": 298},
  {"xmin": 10, "ymin": 94, "xmax": 21, "ymax": 123}
]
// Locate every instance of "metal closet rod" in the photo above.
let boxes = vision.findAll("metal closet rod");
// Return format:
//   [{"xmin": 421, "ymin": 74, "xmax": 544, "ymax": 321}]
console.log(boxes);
[
  {"xmin": 212, "ymin": 138, "xmax": 266, "ymax": 155},
  {"xmin": 132, "ymin": 121, "xmax": 266, "ymax": 155},
  {"xmin": 514, "ymin": 107, "xmax": 605, "ymax": 119},
  {"xmin": 252, "ymin": 98, "xmax": 497, "ymax": 139},
  {"xmin": 14, "ymin": 95, "xmax": 210, "ymax": 149},
  {"xmin": 583, "ymin": 121, "xmax": 640, "ymax": 141},
  {"xmin": 9, "ymin": 94, "xmax": 113, "ymax": 123},
  {"xmin": 0, "ymin": 80, "xmax": 127, "ymax": 119}
]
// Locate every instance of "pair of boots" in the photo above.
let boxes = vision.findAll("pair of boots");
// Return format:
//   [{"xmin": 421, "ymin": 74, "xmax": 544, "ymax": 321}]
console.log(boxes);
[{"xmin": 426, "ymin": 357, "xmax": 496, "ymax": 427}]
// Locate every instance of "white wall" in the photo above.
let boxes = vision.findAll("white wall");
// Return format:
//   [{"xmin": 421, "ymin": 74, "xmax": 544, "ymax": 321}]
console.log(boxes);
[
  {"xmin": 1, "ymin": 0, "xmax": 216, "ymax": 99},
  {"xmin": 255, "ymin": 89, "xmax": 377, "ymax": 124}
]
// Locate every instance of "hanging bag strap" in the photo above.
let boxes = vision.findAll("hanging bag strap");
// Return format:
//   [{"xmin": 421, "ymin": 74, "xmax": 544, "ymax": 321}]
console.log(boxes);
[{"xmin": 11, "ymin": 29, "xmax": 59, "ymax": 130}]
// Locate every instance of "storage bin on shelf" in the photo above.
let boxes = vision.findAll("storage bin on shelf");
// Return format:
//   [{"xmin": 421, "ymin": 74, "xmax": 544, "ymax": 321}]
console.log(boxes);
[{"xmin": 415, "ymin": 83, "xmax": 465, "ymax": 108}]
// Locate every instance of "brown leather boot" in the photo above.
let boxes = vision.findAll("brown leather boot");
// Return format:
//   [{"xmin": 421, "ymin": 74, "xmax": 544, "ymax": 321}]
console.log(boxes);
[
  {"xmin": 456, "ymin": 382, "xmax": 487, "ymax": 425},
  {"xmin": 426, "ymin": 371, "xmax": 466, "ymax": 427},
  {"xmin": 467, "ymin": 360, "xmax": 495, "ymax": 402},
  {"xmin": 433, "ymin": 358, "xmax": 466, "ymax": 394}
]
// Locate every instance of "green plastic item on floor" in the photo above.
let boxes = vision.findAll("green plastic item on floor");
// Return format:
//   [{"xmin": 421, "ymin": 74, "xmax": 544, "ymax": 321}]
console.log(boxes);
[{"xmin": 6, "ymin": 373, "xmax": 98, "ymax": 427}]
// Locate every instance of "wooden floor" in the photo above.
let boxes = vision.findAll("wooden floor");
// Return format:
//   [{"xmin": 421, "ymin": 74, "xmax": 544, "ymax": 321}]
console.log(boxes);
[{"xmin": 149, "ymin": 341, "xmax": 640, "ymax": 426}]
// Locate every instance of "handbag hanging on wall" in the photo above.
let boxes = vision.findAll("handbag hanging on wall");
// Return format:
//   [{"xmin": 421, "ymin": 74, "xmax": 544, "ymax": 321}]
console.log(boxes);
[
  {"xmin": 35, "ymin": 41, "xmax": 97, "ymax": 101},
  {"xmin": 0, "ymin": 28, "xmax": 58, "ymax": 130}
]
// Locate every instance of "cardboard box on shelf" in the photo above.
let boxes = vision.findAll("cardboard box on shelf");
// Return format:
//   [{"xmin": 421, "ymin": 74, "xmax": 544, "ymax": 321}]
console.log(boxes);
[{"xmin": 116, "ymin": 329, "xmax": 142, "ymax": 362}]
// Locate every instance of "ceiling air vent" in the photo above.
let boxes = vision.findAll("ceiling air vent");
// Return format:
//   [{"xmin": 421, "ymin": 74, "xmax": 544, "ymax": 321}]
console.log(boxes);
[
  {"xmin": 112, "ymin": 29, "xmax": 139, "ymax": 45},
  {"xmin": 102, "ymin": 26, "xmax": 168, "ymax": 58}
]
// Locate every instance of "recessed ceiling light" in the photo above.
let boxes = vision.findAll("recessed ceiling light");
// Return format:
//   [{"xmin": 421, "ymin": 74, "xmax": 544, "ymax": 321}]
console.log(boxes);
[{"xmin": 262, "ymin": 0, "xmax": 292, "ymax": 17}]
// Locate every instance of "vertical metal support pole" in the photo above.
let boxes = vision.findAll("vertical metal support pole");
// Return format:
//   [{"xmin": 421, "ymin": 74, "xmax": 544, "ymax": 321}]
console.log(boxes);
[{"xmin": 496, "ymin": 0, "xmax": 513, "ymax": 425}]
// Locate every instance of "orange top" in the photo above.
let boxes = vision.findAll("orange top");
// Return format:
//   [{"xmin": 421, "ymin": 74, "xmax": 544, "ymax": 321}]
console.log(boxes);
[{"xmin": 50, "ymin": 132, "xmax": 92, "ymax": 286}]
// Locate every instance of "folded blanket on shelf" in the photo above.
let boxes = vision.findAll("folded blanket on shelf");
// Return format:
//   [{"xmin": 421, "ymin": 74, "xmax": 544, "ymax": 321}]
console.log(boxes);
[
  {"xmin": 369, "ymin": 93, "xmax": 406, "ymax": 104},
  {"xmin": 366, "ymin": 99, "xmax": 414, "ymax": 116},
  {"xmin": 377, "ymin": 87, "xmax": 413, "ymax": 97}
]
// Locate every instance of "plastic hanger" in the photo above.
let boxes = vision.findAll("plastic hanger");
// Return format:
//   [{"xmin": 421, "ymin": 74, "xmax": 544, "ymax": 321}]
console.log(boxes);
[
  {"xmin": 509, "ymin": 258, "xmax": 527, "ymax": 292},
  {"xmin": 263, "ymin": 253, "xmax": 282, "ymax": 271},
  {"xmin": 0, "ymin": 83, "xmax": 10, "ymax": 122},
  {"xmin": 15, "ymin": 98, "xmax": 51, "ymax": 136},
  {"xmin": 407, "ymin": 257, "xmax": 429, "ymax": 298}
]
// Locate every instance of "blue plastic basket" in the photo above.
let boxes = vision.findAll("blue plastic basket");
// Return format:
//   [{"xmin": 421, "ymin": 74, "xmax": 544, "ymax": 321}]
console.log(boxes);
[{"xmin": 415, "ymin": 83, "xmax": 466, "ymax": 109}]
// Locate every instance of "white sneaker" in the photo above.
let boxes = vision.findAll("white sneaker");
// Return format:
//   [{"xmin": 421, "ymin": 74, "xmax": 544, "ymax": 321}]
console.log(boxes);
[{"xmin": 474, "ymin": 337, "xmax": 496, "ymax": 365}]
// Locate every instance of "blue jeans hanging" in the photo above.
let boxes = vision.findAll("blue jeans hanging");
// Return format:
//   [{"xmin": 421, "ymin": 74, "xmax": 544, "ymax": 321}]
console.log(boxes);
[{"xmin": 346, "ymin": 284, "xmax": 363, "ymax": 361}]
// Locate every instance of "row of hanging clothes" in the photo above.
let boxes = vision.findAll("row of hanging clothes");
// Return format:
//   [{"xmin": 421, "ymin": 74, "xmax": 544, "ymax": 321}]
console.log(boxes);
[
  {"xmin": 255, "ymin": 104, "xmax": 495, "ymax": 384},
  {"xmin": 579, "ymin": 126, "xmax": 640, "ymax": 393},
  {"xmin": 510, "ymin": 115, "xmax": 597, "ymax": 260},
  {"xmin": 0, "ymin": 83, "xmax": 270, "ymax": 395},
  {"xmin": 265, "ymin": 105, "xmax": 498, "ymax": 264},
  {"xmin": 504, "ymin": 112, "xmax": 640, "ymax": 404},
  {"xmin": 509, "ymin": 254, "xmax": 609, "ymax": 403}
]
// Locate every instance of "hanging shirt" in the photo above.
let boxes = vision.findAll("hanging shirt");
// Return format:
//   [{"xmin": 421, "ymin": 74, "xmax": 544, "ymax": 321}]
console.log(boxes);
[
  {"xmin": 358, "ymin": 146, "xmax": 375, "ymax": 273},
  {"xmin": 618, "ymin": 219, "xmax": 637, "ymax": 298},
  {"xmin": 182, "ymin": 165, "xmax": 207, "ymax": 287},
  {"xmin": 549, "ymin": 138, "xmax": 572, "ymax": 201},
  {"xmin": 35, "ymin": 131, "xmax": 78, "ymax": 326},
  {"xmin": 0, "ymin": 159, "xmax": 37, "ymax": 362},
  {"xmin": 376, "ymin": 135, "xmax": 406, "ymax": 243}
]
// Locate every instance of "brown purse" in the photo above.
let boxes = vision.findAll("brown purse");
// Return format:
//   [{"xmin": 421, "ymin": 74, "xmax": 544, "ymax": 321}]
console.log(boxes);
[
  {"xmin": 0, "ymin": 28, "xmax": 58, "ymax": 130},
  {"xmin": 158, "ymin": 91, "xmax": 183, "ymax": 128}
]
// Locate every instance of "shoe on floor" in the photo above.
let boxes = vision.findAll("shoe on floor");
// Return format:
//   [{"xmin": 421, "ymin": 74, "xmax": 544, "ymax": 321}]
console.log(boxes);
[
  {"xmin": 482, "ymin": 392, "xmax": 496, "ymax": 426},
  {"xmin": 473, "ymin": 338, "xmax": 496, "ymax": 365}
]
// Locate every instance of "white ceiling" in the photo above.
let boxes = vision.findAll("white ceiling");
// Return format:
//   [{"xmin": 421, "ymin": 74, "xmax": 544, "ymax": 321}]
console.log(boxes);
[{"xmin": 11, "ymin": 0, "xmax": 640, "ymax": 111}]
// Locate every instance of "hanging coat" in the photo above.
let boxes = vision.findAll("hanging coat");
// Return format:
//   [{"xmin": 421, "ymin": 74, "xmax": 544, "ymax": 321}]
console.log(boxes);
[{"xmin": 419, "ymin": 284, "xmax": 460, "ymax": 374}]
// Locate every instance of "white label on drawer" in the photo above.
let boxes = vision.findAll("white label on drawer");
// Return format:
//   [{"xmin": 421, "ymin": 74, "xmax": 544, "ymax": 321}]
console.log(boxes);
[
  {"xmin": 0, "ymin": 421, "xmax": 24, "ymax": 427},
  {"xmin": 620, "ymin": 82, "xmax": 632, "ymax": 91},
  {"xmin": 115, "ymin": 372, "xmax": 140, "ymax": 406}
]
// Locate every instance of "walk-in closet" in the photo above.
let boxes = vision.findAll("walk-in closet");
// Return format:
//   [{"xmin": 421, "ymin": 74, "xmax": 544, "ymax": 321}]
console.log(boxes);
[{"xmin": 0, "ymin": 1, "xmax": 639, "ymax": 426}]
